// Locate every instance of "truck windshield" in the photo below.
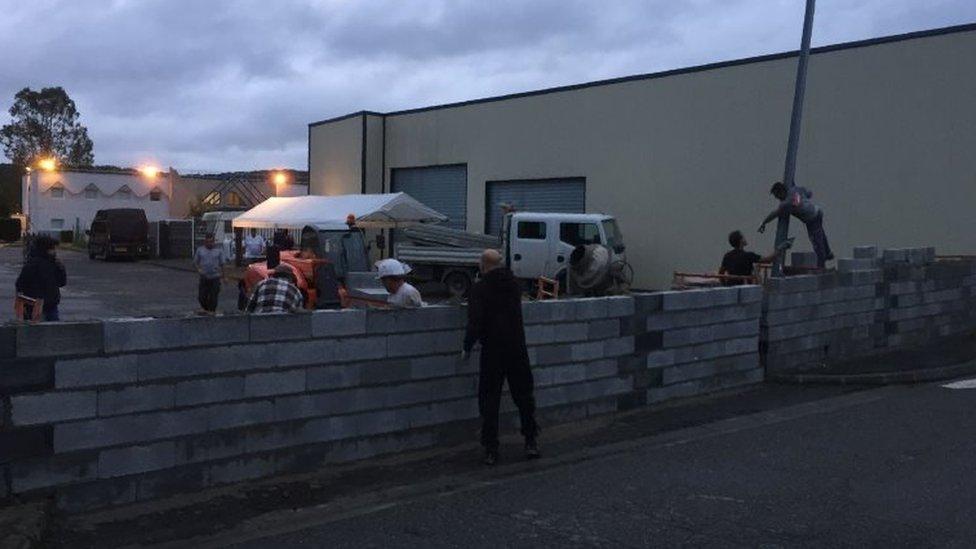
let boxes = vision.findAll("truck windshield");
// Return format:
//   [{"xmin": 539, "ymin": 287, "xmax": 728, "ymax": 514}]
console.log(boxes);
[
  {"xmin": 319, "ymin": 230, "xmax": 369, "ymax": 276},
  {"xmin": 602, "ymin": 219, "xmax": 624, "ymax": 251}
]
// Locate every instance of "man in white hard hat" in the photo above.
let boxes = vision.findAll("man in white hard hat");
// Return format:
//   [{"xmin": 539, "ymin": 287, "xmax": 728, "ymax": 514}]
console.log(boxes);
[{"xmin": 376, "ymin": 258, "xmax": 424, "ymax": 308}]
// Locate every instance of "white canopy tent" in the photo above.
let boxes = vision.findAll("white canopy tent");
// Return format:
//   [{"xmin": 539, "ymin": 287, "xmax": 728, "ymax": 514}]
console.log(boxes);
[{"xmin": 231, "ymin": 193, "xmax": 448, "ymax": 230}]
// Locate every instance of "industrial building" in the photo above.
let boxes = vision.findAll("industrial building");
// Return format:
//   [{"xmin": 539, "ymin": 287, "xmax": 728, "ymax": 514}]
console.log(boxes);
[{"xmin": 308, "ymin": 23, "xmax": 976, "ymax": 289}]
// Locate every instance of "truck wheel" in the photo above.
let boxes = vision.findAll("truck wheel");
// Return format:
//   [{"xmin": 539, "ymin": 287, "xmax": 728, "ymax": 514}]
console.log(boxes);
[{"xmin": 443, "ymin": 271, "xmax": 472, "ymax": 298}]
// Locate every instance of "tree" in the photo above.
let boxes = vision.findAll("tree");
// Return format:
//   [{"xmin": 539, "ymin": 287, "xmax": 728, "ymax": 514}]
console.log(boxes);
[{"xmin": 0, "ymin": 87, "xmax": 94, "ymax": 167}]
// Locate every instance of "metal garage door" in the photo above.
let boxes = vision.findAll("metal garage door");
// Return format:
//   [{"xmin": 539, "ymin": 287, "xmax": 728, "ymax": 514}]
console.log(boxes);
[
  {"xmin": 485, "ymin": 178, "xmax": 586, "ymax": 235},
  {"xmin": 391, "ymin": 165, "xmax": 467, "ymax": 230}
]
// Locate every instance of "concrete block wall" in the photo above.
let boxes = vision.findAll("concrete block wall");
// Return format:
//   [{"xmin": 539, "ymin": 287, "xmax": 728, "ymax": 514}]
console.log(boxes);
[
  {"xmin": 3, "ymin": 295, "xmax": 761, "ymax": 512},
  {"xmin": 763, "ymin": 246, "xmax": 976, "ymax": 372}
]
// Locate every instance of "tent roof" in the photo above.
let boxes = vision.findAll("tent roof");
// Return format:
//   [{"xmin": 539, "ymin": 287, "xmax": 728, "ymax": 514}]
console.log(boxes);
[{"xmin": 231, "ymin": 193, "xmax": 448, "ymax": 230}]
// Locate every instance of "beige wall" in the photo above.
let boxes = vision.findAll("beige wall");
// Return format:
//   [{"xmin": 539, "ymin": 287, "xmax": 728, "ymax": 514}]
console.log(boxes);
[
  {"xmin": 314, "ymin": 28, "xmax": 976, "ymax": 289},
  {"xmin": 309, "ymin": 115, "xmax": 363, "ymax": 196}
]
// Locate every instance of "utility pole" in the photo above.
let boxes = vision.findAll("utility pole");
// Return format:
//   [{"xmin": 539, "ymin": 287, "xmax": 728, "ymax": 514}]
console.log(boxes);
[{"xmin": 771, "ymin": 0, "xmax": 816, "ymax": 277}]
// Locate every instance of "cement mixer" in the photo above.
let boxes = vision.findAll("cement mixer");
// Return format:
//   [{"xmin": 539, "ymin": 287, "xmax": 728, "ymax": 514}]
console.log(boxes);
[{"xmin": 568, "ymin": 243, "xmax": 633, "ymax": 296}]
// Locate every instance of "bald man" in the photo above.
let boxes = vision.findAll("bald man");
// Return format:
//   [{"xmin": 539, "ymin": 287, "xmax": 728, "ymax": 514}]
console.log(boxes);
[{"xmin": 463, "ymin": 249, "xmax": 539, "ymax": 465}]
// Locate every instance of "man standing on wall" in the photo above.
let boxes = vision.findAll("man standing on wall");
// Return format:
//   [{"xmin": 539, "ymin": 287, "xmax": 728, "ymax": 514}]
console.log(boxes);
[
  {"xmin": 463, "ymin": 249, "xmax": 539, "ymax": 465},
  {"xmin": 759, "ymin": 181, "xmax": 834, "ymax": 268},
  {"xmin": 194, "ymin": 233, "xmax": 227, "ymax": 314}
]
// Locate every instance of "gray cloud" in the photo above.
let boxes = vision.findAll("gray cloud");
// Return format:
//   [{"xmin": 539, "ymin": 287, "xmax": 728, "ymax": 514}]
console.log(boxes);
[{"xmin": 0, "ymin": 0, "xmax": 973, "ymax": 171}]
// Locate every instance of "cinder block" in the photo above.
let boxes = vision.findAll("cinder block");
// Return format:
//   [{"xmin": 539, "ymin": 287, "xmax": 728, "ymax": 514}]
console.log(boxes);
[
  {"xmin": 98, "ymin": 384, "xmax": 174, "ymax": 416},
  {"xmin": 533, "ymin": 344, "xmax": 573, "ymax": 366},
  {"xmin": 386, "ymin": 330, "xmax": 462, "ymax": 358},
  {"xmin": 587, "ymin": 319, "xmax": 620, "ymax": 340},
  {"xmin": 671, "ymin": 337, "xmax": 757, "ymax": 364},
  {"xmin": 103, "ymin": 316, "xmax": 249, "ymax": 353},
  {"xmin": 135, "ymin": 462, "xmax": 211, "ymax": 502},
  {"xmin": 272, "ymin": 339, "xmax": 336, "ymax": 368},
  {"xmin": 908, "ymin": 248, "xmax": 928, "ymax": 266},
  {"xmin": 210, "ymin": 454, "xmax": 274, "ymax": 485},
  {"xmin": 647, "ymin": 303, "xmax": 761, "ymax": 331},
  {"xmin": 136, "ymin": 343, "xmax": 279, "ymax": 382},
  {"xmin": 883, "ymin": 248, "xmax": 909, "ymax": 263},
  {"xmin": 249, "ymin": 312, "xmax": 313, "ymax": 342},
  {"xmin": 175, "ymin": 376, "xmax": 245, "ymax": 406},
  {"xmin": 244, "ymin": 369, "xmax": 305, "ymax": 398},
  {"xmin": 330, "ymin": 336, "xmax": 387, "ymax": 363},
  {"xmin": 604, "ymin": 336, "xmax": 634, "ymax": 357},
  {"xmin": 569, "ymin": 341, "xmax": 604, "ymax": 362},
  {"xmin": 10, "ymin": 453, "xmax": 98, "ymax": 492},
  {"xmin": 366, "ymin": 306, "xmax": 464, "ymax": 335},
  {"xmin": 54, "ymin": 355, "xmax": 137, "ymax": 389},
  {"xmin": 585, "ymin": 359, "xmax": 618, "ymax": 379},
  {"xmin": 175, "ymin": 431, "xmax": 248, "ymax": 465},
  {"xmin": 738, "ymin": 286, "xmax": 763, "ymax": 304},
  {"xmin": 520, "ymin": 300, "xmax": 577, "ymax": 324},
  {"xmin": 838, "ymin": 258, "xmax": 880, "ymax": 272},
  {"xmin": 524, "ymin": 323, "xmax": 588, "ymax": 346},
  {"xmin": 311, "ymin": 309, "xmax": 366, "ymax": 338},
  {"xmin": 206, "ymin": 400, "xmax": 275, "ymax": 431},
  {"xmin": 853, "ymin": 246, "xmax": 878, "ymax": 259},
  {"xmin": 360, "ymin": 359, "xmax": 412, "ymax": 385},
  {"xmin": 98, "ymin": 441, "xmax": 175, "ymax": 478},
  {"xmin": 661, "ymin": 288, "xmax": 738, "ymax": 311},
  {"xmin": 839, "ymin": 269, "xmax": 882, "ymax": 286},
  {"xmin": 791, "ymin": 252, "xmax": 818, "ymax": 268},
  {"xmin": 409, "ymin": 354, "xmax": 458, "ymax": 379},
  {"xmin": 887, "ymin": 281, "xmax": 919, "ymax": 296},
  {"xmin": 646, "ymin": 349, "xmax": 676, "ymax": 369},
  {"xmin": 605, "ymin": 296, "xmax": 635, "ymax": 318},
  {"xmin": 662, "ymin": 353, "xmax": 759, "ymax": 385},
  {"xmin": 54, "ymin": 408, "xmax": 211, "ymax": 452},
  {"xmin": 305, "ymin": 363, "xmax": 362, "ymax": 391},
  {"xmin": 923, "ymin": 247, "xmax": 936, "ymax": 264},
  {"xmin": 632, "ymin": 293, "xmax": 663, "ymax": 314},
  {"xmin": 17, "ymin": 322, "xmax": 103, "ymax": 358},
  {"xmin": 574, "ymin": 298, "xmax": 610, "ymax": 320},
  {"xmin": 662, "ymin": 320, "xmax": 758, "ymax": 348},
  {"xmin": 765, "ymin": 275, "xmax": 821, "ymax": 293},
  {"xmin": 11, "ymin": 390, "xmax": 96, "ymax": 426}
]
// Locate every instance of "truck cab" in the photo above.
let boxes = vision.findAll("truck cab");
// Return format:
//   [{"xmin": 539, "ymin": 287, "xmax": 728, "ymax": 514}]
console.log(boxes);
[{"xmin": 504, "ymin": 212, "xmax": 625, "ymax": 284}]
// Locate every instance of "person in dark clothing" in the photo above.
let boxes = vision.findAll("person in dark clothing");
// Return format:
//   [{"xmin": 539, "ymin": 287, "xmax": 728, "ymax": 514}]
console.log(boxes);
[
  {"xmin": 463, "ymin": 249, "xmax": 539, "ymax": 465},
  {"xmin": 273, "ymin": 229, "xmax": 295, "ymax": 251},
  {"xmin": 759, "ymin": 181, "xmax": 834, "ymax": 267},
  {"xmin": 16, "ymin": 235, "xmax": 67, "ymax": 321},
  {"xmin": 719, "ymin": 230, "xmax": 780, "ymax": 285}
]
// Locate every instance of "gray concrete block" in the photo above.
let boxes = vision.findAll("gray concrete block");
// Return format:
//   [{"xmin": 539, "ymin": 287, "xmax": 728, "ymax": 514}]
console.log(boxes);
[
  {"xmin": 274, "ymin": 388, "xmax": 372, "ymax": 422},
  {"xmin": 587, "ymin": 319, "xmax": 620, "ymax": 341},
  {"xmin": 648, "ymin": 303, "xmax": 761, "ymax": 331},
  {"xmin": 585, "ymin": 359, "xmax": 618, "ymax": 379},
  {"xmin": 883, "ymin": 248, "xmax": 909, "ymax": 263},
  {"xmin": 366, "ymin": 306, "xmax": 465, "ymax": 335},
  {"xmin": 331, "ymin": 336, "xmax": 388, "ymax": 363},
  {"xmin": 853, "ymin": 246, "xmax": 878, "ymax": 259},
  {"xmin": 360, "ymin": 359, "xmax": 412, "ymax": 385},
  {"xmin": 54, "ymin": 408, "xmax": 211, "ymax": 452},
  {"xmin": 17, "ymin": 322, "xmax": 103, "ymax": 358},
  {"xmin": 136, "ymin": 343, "xmax": 279, "ymax": 382},
  {"xmin": 662, "ymin": 319, "xmax": 759, "ymax": 348},
  {"xmin": 272, "ymin": 339, "xmax": 336, "ymax": 368},
  {"xmin": 648, "ymin": 367, "xmax": 762, "ymax": 403},
  {"xmin": 923, "ymin": 246, "xmax": 936, "ymax": 264},
  {"xmin": 603, "ymin": 336, "xmax": 635, "ymax": 358},
  {"xmin": 532, "ymin": 344, "xmax": 572, "ymax": 366},
  {"xmin": 311, "ymin": 309, "xmax": 367, "ymax": 338},
  {"xmin": 662, "ymin": 353, "xmax": 759, "ymax": 385},
  {"xmin": 244, "ymin": 369, "xmax": 305, "ymax": 398},
  {"xmin": 176, "ymin": 431, "xmax": 248, "ymax": 465},
  {"xmin": 632, "ymin": 293, "xmax": 663, "ymax": 314},
  {"xmin": 738, "ymin": 285, "xmax": 763, "ymax": 304},
  {"xmin": 521, "ymin": 300, "xmax": 580, "ymax": 324},
  {"xmin": 11, "ymin": 390, "xmax": 96, "ymax": 426},
  {"xmin": 923, "ymin": 288, "xmax": 964, "ymax": 304},
  {"xmin": 409, "ymin": 354, "xmax": 459, "ymax": 379},
  {"xmin": 570, "ymin": 341, "xmax": 605, "ymax": 362},
  {"xmin": 56, "ymin": 355, "xmax": 138, "ymax": 389},
  {"xmin": 646, "ymin": 349, "xmax": 676, "ymax": 369},
  {"xmin": 764, "ymin": 275, "xmax": 821, "ymax": 293},
  {"xmin": 838, "ymin": 269, "xmax": 882, "ymax": 286},
  {"xmin": 98, "ymin": 384, "xmax": 174, "ymax": 416},
  {"xmin": 671, "ymin": 337, "xmax": 757, "ymax": 364},
  {"xmin": 837, "ymin": 258, "xmax": 880, "ymax": 272},
  {"xmin": 574, "ymin": 298, "xmax": 610, "ymax": 320},
  {"xmin": 661, "ymin": 288, "xmax": 739, "ymax": 311},
  {"xmin": 210, "ymin": 455, "xmax": 274, "ymax": 485},
  {"xmin": 103, "ymin": 316, "xmax": 249, "ymax": 353},
  {"xmin": 605, "ymin": 296, "xmax": 635, "ymax": 318},
  {"xmin": 206, "ymin": 400, "xmax": 275, "ymax": 431},
  {"xmin": 887, "ymin": 280, "xmax": 919, "ymax": 296},
  {"xmin": 175, "ymin": 376, "xmax": 245, "ymax": 406},
  {"xmin": 10, "ymin": 453, "xmax": 98, "ymax": 492},
  {"xmin": 524, "ymin": 322, "xmax": 588, "ymax": 346},
  {"xmin": 790, "ymin": 252, "xmax": 818, "ymax": 268},
  {"xmin": 249, "ymin": 312, "xmax": 313, "ymax": 342},
  {"xmin": 908, "ymin": 248, "xmax": 928, "ymax": 266},
  {"xmin": 305, "ymin": 363, "xmax": 361, "ymax": 391},
  {"xmin": 98, "ymin": 441, "xmax": 175, "ymax": 478},
  {"xmin": 387, "ymin": 330, "xmax": 462, "ymax": 358}
]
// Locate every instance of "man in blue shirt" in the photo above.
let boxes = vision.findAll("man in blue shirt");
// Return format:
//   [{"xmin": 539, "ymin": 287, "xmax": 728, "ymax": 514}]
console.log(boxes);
[
  {"xmin": 193, "ymin": 233, "xmax": 227, "ymax": 314},
  {"xmin": 759, "ymin": 181, "xmax": 834, "ymax": 268}
]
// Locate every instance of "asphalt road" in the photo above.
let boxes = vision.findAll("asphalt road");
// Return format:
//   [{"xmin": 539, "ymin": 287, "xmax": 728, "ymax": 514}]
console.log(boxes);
[
  {"xmin": 0, "ymin": 245, "xmax": 241, "ymax": 321},
  {"xmin": 226, "ymin": 380, "xmax": 976, "ymax": 548}
]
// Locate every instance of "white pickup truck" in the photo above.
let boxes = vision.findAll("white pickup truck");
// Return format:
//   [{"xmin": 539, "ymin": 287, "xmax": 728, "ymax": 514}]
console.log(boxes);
[{"xmin": 396, "ymin": 212, "xmax": 628, "ymax": 297}]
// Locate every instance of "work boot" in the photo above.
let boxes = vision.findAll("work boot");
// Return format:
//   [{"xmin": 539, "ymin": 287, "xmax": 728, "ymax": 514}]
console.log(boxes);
[
  {"xmin": 484, "ymin": 449, "xmax": 499, "ymax": 466},
  {"xmin": 525, "ymin": 437, "xmax": 540, "ymax": 460}
]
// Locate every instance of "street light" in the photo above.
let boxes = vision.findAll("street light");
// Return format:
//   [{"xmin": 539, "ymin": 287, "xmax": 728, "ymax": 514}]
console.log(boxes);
[
  {"xmin": 140, "ymin": 166, "xmax": 160, "ymax": 178},
  {"xmin": 272, "ymin": 171, "xmax": 288, "ymax": 186},
  {"xmin": 38, "ymin": 158, "xmax": 57, "ymax": 172}
]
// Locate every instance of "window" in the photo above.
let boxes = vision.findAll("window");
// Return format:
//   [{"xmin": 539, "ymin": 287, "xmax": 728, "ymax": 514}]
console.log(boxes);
[
  {"xmin": 117, "ymin": 186, "xmax": 132, "ymax": 200},
  {"xmin": 517, "ymin": 221, "xmax": 546, "ymax": 240},
  {"xmin": 225, "ymin": 191, "xmax": 242, "ymax": 207},
  {"xmin": 50, "ymin": 185, "xmax": 65, "ymax": 199},
  {"xmin": 602, "ymin": 219, "xmax": 624, "ymax": 251},
  {"xmin": 223, "ymin": 220, "xmax": 233, "ymax": 232},
  {"xmin": 149, "ymin": 189, "xmax": 162, "ymax": 202},
  {"xmin": 559, "ymin": 222, "xmax": 601, "ymax": 247},
  {"xmin": 84, "ymin": 185, "xmax": 98, "ymax": 199},
  {"xmin": 51, "ymin": 218, "xmax": 64, "ymax": 229}
]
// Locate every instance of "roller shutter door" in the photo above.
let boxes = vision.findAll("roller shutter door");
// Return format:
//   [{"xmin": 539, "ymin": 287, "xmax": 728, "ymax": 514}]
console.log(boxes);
[
  {"xmin": 391, "ymin": 165, "xmax": 467, "ymax": 230},
  {"xmin": 485, "ymin": 178, "xmax": 586, "ymax": 235}
]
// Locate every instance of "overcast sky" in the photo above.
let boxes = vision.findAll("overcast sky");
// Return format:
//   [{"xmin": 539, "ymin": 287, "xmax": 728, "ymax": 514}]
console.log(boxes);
[{"xmin": 0, "ymin": 0, "xmax": 973, "ymax": 172}]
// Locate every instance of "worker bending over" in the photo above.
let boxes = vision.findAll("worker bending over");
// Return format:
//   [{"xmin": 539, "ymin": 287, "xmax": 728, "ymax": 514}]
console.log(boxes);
[
  {"xmin": 759, "ymin": 181, "xmax": 833, "ymax": 267},
  {"xmin": 463, "ymin": 249, "xmax": 539, "ymax": 465},
  {"xmin": 719, "ymin": 230, "xmax": 782, "ymax": 285},
  {"xmin": 376, "ymin": 258, "xmax": 424, "ymax": 308},
  {"xmin": 246, "ymin": 264, "xmax": 304, "ymax": 314}
]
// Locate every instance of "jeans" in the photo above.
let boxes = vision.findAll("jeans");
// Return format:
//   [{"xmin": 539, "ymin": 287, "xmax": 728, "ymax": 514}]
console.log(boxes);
[
  {"xmin": 805, "ymin": 212, "xmax": 833, "ymax": 268},
  {"xmin": 198, "ymin": 276, "xmax": 221, "ymax": 312},
  {"xmin": 478, "ymin": 353, "xmax": 539, "ymax": 451}
]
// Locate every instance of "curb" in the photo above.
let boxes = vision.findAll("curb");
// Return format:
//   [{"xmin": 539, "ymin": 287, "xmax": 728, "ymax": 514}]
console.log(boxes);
[
  {"xmin": 769, "ymin": 359, "xmax": 976, "ymax": 385},
  {"xmin": 0, "ymin": 500, "xmax": 50, "ymax": 549}
]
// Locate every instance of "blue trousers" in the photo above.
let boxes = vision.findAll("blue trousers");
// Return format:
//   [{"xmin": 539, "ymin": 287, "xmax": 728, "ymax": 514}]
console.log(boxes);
[{"xmin": 805, "ymin": 212, "xmax": 833, "ymax": 267}]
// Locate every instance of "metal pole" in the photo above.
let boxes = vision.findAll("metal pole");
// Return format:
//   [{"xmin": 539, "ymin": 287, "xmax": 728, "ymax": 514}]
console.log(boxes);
[{"xmin": 772, "ymin": 0, "xmax": 816, "ymax": 277}]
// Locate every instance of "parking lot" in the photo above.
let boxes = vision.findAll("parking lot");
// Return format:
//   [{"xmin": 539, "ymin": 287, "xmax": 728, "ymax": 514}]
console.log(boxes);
[{"xmin": 0, "ymin": 245, "xmax": 242, "ymax": 321}]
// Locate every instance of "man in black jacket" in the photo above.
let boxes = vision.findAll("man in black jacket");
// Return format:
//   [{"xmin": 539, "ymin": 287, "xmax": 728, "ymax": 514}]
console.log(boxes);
[
  {"xmin": 463, "ymin": 249, "xmax": 539, "ymax": 465},
  {"xmin": 16, "ymin": 235, "xmax": 67, "ymax": 321}
]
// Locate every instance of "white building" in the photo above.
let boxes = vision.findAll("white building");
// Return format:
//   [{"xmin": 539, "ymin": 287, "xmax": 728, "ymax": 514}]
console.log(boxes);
[{"xmin": 22, "ymin": 167, "xmax": 173, "ymax": 236}]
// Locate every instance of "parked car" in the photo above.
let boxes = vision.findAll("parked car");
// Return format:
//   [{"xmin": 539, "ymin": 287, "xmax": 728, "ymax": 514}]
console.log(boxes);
[{"xmin": 88, "ymin": 208, "xmax": 150, "ymax": 260}]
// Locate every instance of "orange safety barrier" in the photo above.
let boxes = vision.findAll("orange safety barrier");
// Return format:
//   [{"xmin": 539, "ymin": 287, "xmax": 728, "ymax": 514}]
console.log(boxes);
[{"xmin": 14, "ymin": 295, "xmax": 43, "ymax": 322}]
